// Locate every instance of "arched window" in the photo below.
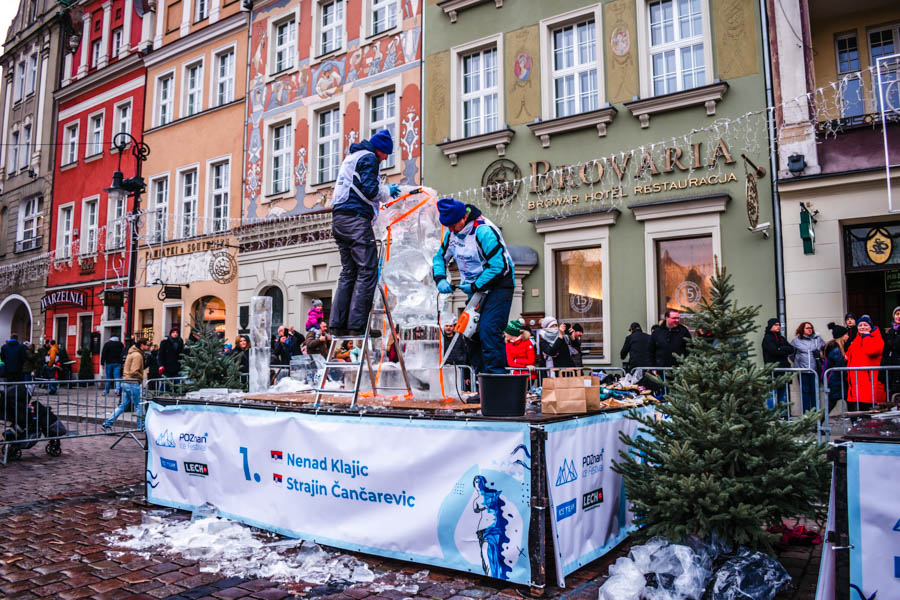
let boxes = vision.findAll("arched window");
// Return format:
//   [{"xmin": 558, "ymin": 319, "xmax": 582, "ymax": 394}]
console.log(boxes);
[{"xmin": 261, "ymin": 286, "xmax": 284, "ymax": 336}]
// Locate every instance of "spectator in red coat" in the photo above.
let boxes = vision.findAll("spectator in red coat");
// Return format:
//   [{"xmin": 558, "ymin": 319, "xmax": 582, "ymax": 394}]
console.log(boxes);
[
  {"xmin": 504, "ymin": 320, "xmax": 536, "ymax": 380},
  {"xmin": 845, "ymin": 314, "xmax": 886, "ymax": 406}
]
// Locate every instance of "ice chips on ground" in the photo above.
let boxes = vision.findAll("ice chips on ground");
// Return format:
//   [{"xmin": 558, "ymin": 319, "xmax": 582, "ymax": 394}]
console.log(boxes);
[
  {"xmin": 105, "ymin": 512, "xmax": 389, "ymax": 585},
  {"xmin": 267, "ymin": 376, "xmax": 315, "ymax": 394}
]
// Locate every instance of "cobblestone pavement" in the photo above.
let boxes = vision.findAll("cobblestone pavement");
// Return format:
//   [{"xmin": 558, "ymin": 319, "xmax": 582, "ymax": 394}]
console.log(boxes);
[{"xmin": 0, "ymin": 433, "xmax": 823, "ymax": 599}]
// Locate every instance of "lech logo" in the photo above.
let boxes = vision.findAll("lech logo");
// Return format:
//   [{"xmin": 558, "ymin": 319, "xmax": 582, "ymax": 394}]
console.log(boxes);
[
  {"xmin": 555, "ymin": 459, "xmax": 578, "ymax": 486},
  {"xmin": 866, "ymin": 227, "xmax": 893, "ymax": 265},
  {"xmin": 184, "ymin": 462, "xmax": 209, "ymax": 477}
]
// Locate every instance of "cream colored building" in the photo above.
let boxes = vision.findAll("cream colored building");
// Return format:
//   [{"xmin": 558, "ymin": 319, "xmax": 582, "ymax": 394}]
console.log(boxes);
[{"xmin": 134, "ymin": 4, "xmax": 249, "ymax": 344}]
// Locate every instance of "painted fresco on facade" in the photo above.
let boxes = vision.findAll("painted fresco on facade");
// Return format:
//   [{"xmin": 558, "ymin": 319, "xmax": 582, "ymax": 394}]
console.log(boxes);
[{"xmin": 244, "ymin": 1, "xmax": 422, "ymax": 221}]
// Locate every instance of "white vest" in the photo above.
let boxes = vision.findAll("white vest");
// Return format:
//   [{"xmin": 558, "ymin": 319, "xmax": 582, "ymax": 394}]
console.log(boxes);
[
  {"xmin": 447, "ymin": 215, "xmax": 514, "ymax": 284},
  {"xmin": 332, "ymin": 150, "xmax": 388, "ymax": 213}
]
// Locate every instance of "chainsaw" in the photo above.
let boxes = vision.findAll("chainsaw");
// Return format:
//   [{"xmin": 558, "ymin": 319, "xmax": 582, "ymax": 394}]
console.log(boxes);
[{"xmin": 439, "ymin": 288, "xmax": 486, "ymax": 368}]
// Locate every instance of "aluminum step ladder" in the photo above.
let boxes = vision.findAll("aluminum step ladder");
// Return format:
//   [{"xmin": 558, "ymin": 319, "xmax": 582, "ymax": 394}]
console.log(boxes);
[{"xmin": 314, "ymin": 281, "xmax": 413, "ymax": 408}]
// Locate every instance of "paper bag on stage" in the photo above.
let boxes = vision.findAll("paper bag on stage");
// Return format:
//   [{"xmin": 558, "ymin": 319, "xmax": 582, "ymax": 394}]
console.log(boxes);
[{"xmin": 542, "ymin": 370, "xmax": 590, "ymax": 414}]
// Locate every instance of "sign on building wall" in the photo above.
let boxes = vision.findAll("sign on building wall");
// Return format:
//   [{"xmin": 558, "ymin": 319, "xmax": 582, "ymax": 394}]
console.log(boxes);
[{"xmin": 40, "ymin": 290, "xmax": 88, "ymax": 312}]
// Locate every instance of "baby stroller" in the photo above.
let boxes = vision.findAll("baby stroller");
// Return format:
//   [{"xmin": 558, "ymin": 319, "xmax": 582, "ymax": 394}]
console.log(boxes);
[{"xmin": 1, "ymin": 383, "xmax": 67, "ymax": 463}]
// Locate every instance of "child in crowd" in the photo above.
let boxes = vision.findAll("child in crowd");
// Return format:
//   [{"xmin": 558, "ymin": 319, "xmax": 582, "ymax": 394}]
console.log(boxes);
[{"xmin": 306, "ymin": 299, "xmax": 324, "ymax": 332}]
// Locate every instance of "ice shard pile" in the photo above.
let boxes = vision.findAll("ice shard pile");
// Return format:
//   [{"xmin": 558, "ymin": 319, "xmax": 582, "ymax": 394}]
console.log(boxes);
[
  {"xmin": 106, "ymin": 511, "xmax": 383, "ymax": 585},
  {"xmin": 249, "ymin": 296, "xmax": 272, "ymax": 394}
]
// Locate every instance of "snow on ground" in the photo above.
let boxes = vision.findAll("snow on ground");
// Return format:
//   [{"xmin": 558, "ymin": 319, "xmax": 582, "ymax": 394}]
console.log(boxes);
[{"xmin": 105, "ymin": 509, "xmax": 428, "ymax": 590}]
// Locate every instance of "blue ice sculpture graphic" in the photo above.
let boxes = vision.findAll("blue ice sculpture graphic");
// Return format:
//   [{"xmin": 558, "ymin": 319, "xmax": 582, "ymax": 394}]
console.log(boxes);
[
  {"xmin": 473, "ymin": 475, "xmax": 511, "ymax": 580},
  {"xmin": 436, "ymin": 461, "xmax": 529, "ymax": 583}
]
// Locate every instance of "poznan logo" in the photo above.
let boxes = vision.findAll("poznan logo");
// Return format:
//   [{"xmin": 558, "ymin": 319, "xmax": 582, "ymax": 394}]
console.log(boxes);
[
  {"xmin": 555, "ymin": 458, "xmax": 578, "ymax": 486},
  {"xmin": 184, "ymin": 462, "xmax": 209, "ymax": 477},
  {"xmin": 178, "ymin": 432, "xmax": 209, "ymax": 451},
  {"xmin": 155, "ymin": 429, "xmax": 176, "ymax": 448}
]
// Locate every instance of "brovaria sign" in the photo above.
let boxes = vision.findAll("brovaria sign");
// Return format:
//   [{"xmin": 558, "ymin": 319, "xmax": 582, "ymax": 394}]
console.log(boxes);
[{"xmin": 527, "ymin": 138, "xmax": 737, "ymax": 211}]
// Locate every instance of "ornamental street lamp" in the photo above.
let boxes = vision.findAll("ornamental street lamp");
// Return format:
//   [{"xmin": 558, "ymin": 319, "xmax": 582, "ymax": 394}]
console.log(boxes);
[{"xmin": 104, "ymin": 132, "xmax": 150, "ymax": 341}]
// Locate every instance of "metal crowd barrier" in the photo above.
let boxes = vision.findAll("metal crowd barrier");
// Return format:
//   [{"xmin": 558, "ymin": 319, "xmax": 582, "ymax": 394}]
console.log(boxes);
[
  {"xmin": 822, "ymin": 365, "xmax": 900, "ymax": 439},
  {"xmin": 1, "ymin": 378, "xmax": 144, "ymax": 464}
]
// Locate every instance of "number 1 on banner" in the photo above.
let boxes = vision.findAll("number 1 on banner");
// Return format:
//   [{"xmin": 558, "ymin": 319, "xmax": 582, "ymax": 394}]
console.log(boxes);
[{"xmin": 240, "ymin": 446, "xmax": 261, "ymax": 483}]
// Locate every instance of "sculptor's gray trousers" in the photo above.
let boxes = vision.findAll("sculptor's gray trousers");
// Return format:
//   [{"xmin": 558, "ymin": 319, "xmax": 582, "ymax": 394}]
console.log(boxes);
[{"xmin": 329, "ymin": 212, "xmax": 378, "ymax": 332}]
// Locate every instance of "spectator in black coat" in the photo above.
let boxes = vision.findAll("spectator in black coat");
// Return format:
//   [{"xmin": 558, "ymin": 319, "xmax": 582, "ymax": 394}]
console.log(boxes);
[
  {"xmin": 539, "ymin": 317, "xmax": 574, "ymax": 369},
  {"xmin": 568, "ymin": 324, "xmax": 585, "ymax": 367},
  {"xmin": 100, "ymin": 336, "xmax": 125, "ymax": 395},
  {"xmin": 441, "ymin": 320, "xmax": 469, "ymax": 365},
  {"xmin": 157, "ymin": 328, "xmax": 185, "ymax": 378},
  {"xmin": 880, "ymin": 306, "xmax": 900, "ymax": 397},
  {"xmin": 762, "ymin": 318, "xmax": 794, "ymax": 367},
  {"xmin": 620, "ymin": 322, "xmax": 652, "ymax": 370},
  {"xmin": 649, "ymin": 309, "xmax": 692, "ymax": 368},
  {"xmin": 762, "ymin": 318, "xmax": 794, "ymax": 408},
  {"xmin": 845, "ymin": 312, "xmax": 858, "ymax": 346},
  {"xmin": 1, "ymin": 335, "xmax": 26, "ymax": 381}
]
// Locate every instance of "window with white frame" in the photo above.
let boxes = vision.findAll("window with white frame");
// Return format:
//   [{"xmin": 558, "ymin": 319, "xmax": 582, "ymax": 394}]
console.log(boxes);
[
  {"xmin": 63, "ymin": 123, "xmax": 79, "ymax": 165},
  {"xmin": 214, "ymin": 49, "xmax": 235, "ymax": 106},
  {"xmin": 368, "ymin": 90, "xmax": 396, "ymax": 169},
  {"xmin": 14, "ymin": 60, "xmax": 25, "ymax": 101},
  {"xmin": 115, "ymin": 101, "xmax": 131, "ymax": 137},
  {"xmin": 461, "ymin": 47, "xmax": 499, "ymax": 137},
  {"xmin": 869, "ymin": 25, "xmax": 900, "ymax": 114},
  {"xmin": 551, "ymin": 19, "xmax": 599, "ymax": 117},
  {"xmin": 210, "ymin": 161, "xmax": 230, "ymax": 233},
  {"xmin": 270, "ymin": 122, "xmax": 292, "ymax": 194},
  {"xmin": 320, "ymin": 1, "xmax": 344, "ymax": 55},
  {"xmin": 835, "ymin": 34, "xmax": 864, "ymax": 119},
  {"xmin": 27, "ymin": 53, "xmax": 37, "ymax": 95},
  {"xmin": 179, "ymin": 169, "xmax": 198, "ymax": 238},
  {"xmin": 371, "ymin": 0, "xmax": 398, "ymax": 36},
  {"xmin": 150, "ymin": 176, "xmax": 169, "ymax": 243},
  {"xmin": 184, "ymin": 61, "xmax": 204, "ymax": 117},
  {"xmin": 316, "ymin": 107, "xmax": 340, "ymax": 183},
  {"xmin": 91, "ymin": 39, "xmax": 101, "ymax": 68},
  {"xmin": 20, "ymin": 124, "xmax": 31, "ymax": 170},
  {"xmin": 647, "ymin": 0, "xmax": 706, "ymax": 96},
  {"xmin": 196, "ymin": 0, "xmax": 209, "ymax": 21},
  {"xmin": 57, "ymin": 205, "xmax": 74, "ymax": 259},
  {"xmin": 157, "ymin": 74, "xmax": 174, "ymax": 126},
  {"xmin": 88, "ymin": 113, "xmax": 104, "ymax": 156},
  {"xmin": 112, "ymin": 28, "xmax": 123, "ymax": 57},
  {"xmin": 17, "ymin": 196, "xmax": 41, "ymax": 247},
  {"xmin": 107, "ymin": 193, "xmax": 126, "ymax": 249},
  {"xmin": 272, "ymin": 17, "xmax": 297, "ymax": 74},
  {"xmin": 81, "ymin": 198, "xmax": 98, "ymax": 255},
  {"xmin": 8, "ymin": 130, "xmax": 18, "ymax": 173}
]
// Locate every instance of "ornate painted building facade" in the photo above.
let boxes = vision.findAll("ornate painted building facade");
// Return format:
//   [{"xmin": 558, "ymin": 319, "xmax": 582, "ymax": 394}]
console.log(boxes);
[
  {"xmin": 236, "ymin": 0, "xmax": 422, "ymax": 331},
  {"xmin": 0, "ymin": 1, "xmax": 65, "ymax": 343}
]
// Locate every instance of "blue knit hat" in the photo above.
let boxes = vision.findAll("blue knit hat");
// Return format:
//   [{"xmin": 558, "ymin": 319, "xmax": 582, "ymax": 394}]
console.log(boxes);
[
  {"xmin": 857, "ymin": 314, "xmax": 874, "ymax": 328},
  {"xmin": 370, "ymin": 129, "xmax": 393, "ymax": 154},
  {"xmin": 437, "ymin": 198, "xmax": 467, "ymax": 226}
]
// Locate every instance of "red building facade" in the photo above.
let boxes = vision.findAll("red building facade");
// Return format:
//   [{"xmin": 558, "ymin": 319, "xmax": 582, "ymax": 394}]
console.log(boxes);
[{"xmin": 44, "ymin": 0, "xmax": 152, "ymax": 374}]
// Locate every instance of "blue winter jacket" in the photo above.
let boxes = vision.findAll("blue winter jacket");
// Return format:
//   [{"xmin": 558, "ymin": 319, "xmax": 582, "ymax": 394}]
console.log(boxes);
[
  {"xmin": 432, "ymin": 205, "xmax": 514, "ymax": 293},
  {"xmin": 332, "ymin": 140, "xmax": 384, "ymax": 220}
]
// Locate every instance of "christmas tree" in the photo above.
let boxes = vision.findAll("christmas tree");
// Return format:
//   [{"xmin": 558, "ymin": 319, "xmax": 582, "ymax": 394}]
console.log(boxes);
[
  {"xmin": 613, "ymin": 267, "xmax": 830, "ymax": 553},
  {"xmin": 181, "ymin": 317, "xmax": 242, "ymax": 392}
]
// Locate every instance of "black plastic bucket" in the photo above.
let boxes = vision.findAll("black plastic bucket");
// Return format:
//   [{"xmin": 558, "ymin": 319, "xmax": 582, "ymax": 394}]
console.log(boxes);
[{"xmin": 478, "ymin": 373, "xmax": 528, "ymax": 417}]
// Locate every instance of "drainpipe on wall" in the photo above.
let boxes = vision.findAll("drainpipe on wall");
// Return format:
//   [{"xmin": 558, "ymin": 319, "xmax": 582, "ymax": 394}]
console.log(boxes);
[{"xmin": 760, "ymin": 0, "xmax": 786, "ymax": 327}]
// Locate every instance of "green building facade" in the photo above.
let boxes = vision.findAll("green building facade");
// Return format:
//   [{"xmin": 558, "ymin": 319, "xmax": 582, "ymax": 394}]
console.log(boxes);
[{"xmin": 423, "ymin": 0, "xmax": 777, "ymax": 366}]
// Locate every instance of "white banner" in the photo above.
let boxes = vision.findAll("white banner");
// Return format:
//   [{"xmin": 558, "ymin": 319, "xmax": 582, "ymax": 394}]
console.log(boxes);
[
  {"xmin": 145, "ymin": 403, "xmax": 533, "ymax": 584},
  {"xmin": 815, "ymin": 464, "xmax": 836, "ymax": 600},
  {"xmin": 544, "ymin": 409, "xmax": 648, "ymax": 585},
  {"xmin": 847, "ymin": 442, "xmax": 900, "ymax": 598}
]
